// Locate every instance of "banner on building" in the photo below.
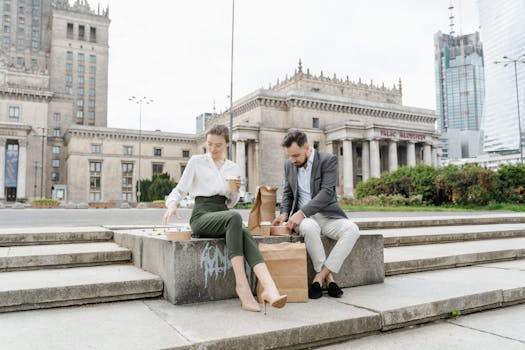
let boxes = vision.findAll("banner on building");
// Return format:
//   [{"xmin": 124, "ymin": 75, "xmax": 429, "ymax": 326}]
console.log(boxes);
[{"xmin": 5, "ymin": 147, "xmax": 18, "ymax": 187}]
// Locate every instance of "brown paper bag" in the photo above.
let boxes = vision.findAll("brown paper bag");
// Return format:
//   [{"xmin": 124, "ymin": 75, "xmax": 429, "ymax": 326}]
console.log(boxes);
[
  {"xmin": 248, "ymin": 186, "xmax": 278, "ymax": 235},
  {"xmin": 256, "ymin": 242, "xmax": 308, "ymax": 303}
]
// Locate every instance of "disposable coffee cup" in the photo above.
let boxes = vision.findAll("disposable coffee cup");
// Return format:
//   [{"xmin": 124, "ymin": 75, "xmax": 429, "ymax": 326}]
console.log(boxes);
[{"xmin": 226, "ymin": 176, "xmax": 238, "ymax": 192}]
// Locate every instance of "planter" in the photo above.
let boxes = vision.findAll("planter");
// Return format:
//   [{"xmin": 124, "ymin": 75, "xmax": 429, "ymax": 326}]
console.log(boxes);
[
  {"xmin": 31, "ymin": 201, "xmax": 60, "ymax": 208},
  {"xmin": 88, "ymin": 202, "xmax": 116, "ymax": 209},
  {"xmin": 165, "ymin": 230, "xmax": 192, "ymax": 241},
  {"xmin": 152, "ymin": 201, "xmax": 165, "ymax": 208}
]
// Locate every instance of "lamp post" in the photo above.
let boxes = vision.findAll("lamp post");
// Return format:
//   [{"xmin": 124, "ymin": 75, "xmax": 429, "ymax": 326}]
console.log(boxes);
[
  {"xmin": 128, "ymin": 96, "xmax": 154, "ymax": 203},
  {"xmin": 494, "ymin": 54, "xmax": 525, "ymax": 164},
  {"xmin": 228, "ymin": 0, "xmax": 235, "ymax": 160}
]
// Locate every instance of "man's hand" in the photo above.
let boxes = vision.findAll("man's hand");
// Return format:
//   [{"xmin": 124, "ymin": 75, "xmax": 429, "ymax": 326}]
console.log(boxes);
[
  {"xmin": 162, "ymin": 202, "xmax": 181, "ymax": 225},
  {"xmin": 272, "ymin": 213, "xmax": 288, "ymax": 226},
  {"xmin": 286, "ymin": 210, "xmax": 305, "ymax": 229}
]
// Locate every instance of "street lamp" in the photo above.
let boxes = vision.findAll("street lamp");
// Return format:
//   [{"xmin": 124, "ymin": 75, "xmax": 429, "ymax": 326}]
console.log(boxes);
[
  {"xmin": 494, "ymin": 54, "xmax": 525, "ymax": 164},
  {"xmin": 228, "ymin": 0, "xmax": 235, "ymax": 160},
  {"xmin": 128, "ymin": 96, "xmax": 154, "ymax": 203}
]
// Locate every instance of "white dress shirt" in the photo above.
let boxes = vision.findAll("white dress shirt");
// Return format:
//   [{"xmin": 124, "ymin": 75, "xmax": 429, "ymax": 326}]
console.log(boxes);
[
  {"xmin": 165, "ymin": 153, "xmax": 240, "ymax": 208},
  {"xmin": 297, "ymin": 148, "xmax": 315, "ymax": 211}
]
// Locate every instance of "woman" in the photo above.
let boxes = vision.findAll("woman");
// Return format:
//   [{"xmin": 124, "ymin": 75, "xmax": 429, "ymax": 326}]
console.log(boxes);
[{"xmin": 162, "ymin": 124, "xmax": 287, "ymax": 313}]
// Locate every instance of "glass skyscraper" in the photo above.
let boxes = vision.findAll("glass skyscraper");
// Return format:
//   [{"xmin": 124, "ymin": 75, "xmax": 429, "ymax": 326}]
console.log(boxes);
[
  {"xmin": 479, "ymin": 0, "xmax": 525, "ymax": 153},
  {"xmin": 434, "ymin": 31, "xmax": 485, "ymax": 159}
]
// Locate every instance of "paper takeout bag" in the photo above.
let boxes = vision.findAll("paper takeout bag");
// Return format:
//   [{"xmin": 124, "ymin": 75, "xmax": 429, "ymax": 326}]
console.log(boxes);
[
  {"xmin": 248, "ymin": 186, "xmax": 278, "ymax": 235},
  {"xmin": 256, "ymin": 242, "xmax": 308, "ymax": 303}
]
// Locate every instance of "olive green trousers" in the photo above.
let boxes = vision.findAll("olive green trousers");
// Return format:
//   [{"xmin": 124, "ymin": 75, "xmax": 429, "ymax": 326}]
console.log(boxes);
[{"xmin": 190, "ymin": 195, "xmax": 264, "ymax": 268}]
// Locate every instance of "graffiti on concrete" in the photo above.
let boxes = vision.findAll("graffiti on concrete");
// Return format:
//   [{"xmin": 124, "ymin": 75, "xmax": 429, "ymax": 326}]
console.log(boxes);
[{"xmin": 200, "ymin": 243, "xmax": 231, "ymax": 288}]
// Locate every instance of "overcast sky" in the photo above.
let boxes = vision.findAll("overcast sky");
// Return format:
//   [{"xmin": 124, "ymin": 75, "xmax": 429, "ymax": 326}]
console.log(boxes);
[{"xmin": 99, "ymin": 0, "xmax": 479, "ymax": 134}]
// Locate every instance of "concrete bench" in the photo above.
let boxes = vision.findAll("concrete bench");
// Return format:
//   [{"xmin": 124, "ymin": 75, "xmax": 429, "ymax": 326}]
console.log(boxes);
[{"xmin": 114, "ymin": 229, "xmax": 383, "ymax": 305}]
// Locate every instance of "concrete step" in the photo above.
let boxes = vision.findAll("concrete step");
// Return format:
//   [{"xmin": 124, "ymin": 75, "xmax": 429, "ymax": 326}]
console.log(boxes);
[
  {"xmin": 0, "ymin": 226, "xmax": 113, "ymax": 246},
  {"xmin": 0, "ymin": 242, "xmax": 131, "ymax": 271},
  {"xmin": 353, "ymin": 213, "xmax": 525, "ymax": 229},
  {"xmin": 364, "ymin": 223, "xmax": 525, "ymax": 247},
  {"xmin": 0, "ymin": 264, "xmax": 163, "ymax": 313},
  {"xmin": 1, "ymin": 260, "xmax": 524, "ymax": 349},
  {"xmin": 385, "ymin": 237, "xmax": 525, "ymax": 275}
]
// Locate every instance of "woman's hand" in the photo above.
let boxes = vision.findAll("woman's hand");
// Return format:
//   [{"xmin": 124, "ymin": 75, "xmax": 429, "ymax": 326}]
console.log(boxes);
[{"xmin": 162, "ymin": 202, "xmax": 181, "ymax": 225}]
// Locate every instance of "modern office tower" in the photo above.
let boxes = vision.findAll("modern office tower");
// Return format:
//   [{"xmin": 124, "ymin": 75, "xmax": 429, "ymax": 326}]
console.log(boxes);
[
  {"xmin": 195, "ymin": 112, "xmax": 215, "ymax": 134},
  {"xmin": 0, "ymin": 0, "xmax": 109, "ymax": 201},
  {"xmin": 478, "ymin": 0, "xmax": 525, "ymax": 153},
  {"xmin": 434, "ymin": 31, "xmax": 485, "ymax": 159}
]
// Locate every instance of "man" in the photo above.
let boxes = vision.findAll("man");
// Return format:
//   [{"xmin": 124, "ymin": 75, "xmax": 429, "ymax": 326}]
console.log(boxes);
[{"xmin": 272, "ymin": 130, "xmax": 360, "ymax": 299}]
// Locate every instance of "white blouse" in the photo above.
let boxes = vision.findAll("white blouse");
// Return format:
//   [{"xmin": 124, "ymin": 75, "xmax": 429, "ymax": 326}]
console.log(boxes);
[{"xmin": 165, "ymin": 153, "xmax": 240, "ymax": 208}]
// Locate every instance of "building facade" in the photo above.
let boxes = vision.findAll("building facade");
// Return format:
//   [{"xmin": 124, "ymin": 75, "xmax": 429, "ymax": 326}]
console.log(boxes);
[
  {"xmin": 478, "ymin": 0, "xmax": 525, "ymax": 153},
  {"xmin": 0, "ymin": 0, "xmax": 109, "ymax": 201},
  {"xmin": 434, "ymin": 31, "xmax": 484, "ymax": 160}
]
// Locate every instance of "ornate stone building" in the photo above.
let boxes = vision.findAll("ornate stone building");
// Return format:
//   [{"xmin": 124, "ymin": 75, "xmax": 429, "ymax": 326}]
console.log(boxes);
[
  {"xmin": 208, "ymin": 61, "xmax": 440, "ymax": 198},
  {"xmin": 0, "ymin": 0, "xmax": 109, "ymax": 201}
]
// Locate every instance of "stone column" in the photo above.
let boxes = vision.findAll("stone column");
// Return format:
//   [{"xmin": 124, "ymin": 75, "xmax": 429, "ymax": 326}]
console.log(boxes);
[
  {"xmin": 235, "ymin": 140, "xmax": 246, "ymax": 192},
  {"xmin": 0, "ymin": 138, "xmax": 6, "ymax": 200},
  {"xmin": 388, "ymin": 140, "xmax": 398, "ymax": 172},
  {"xmin": 431, "ymin": 146, "xmax": 438, "ymax": 167},
  {"xmin": 342, "ymin": 139, "xmax": 354, "ymax": 198},
  {"xmin": 407, "ymin": 141, "xmax": 416, "ymax": 167},
  {"xmin": 423, "ymin": 143, "xmax": 432, "ymax": 165},
  {"xmin": 361, "ymin": 140, "xmax": 370, "ymax": 181},
  {"xmin": 370, "ymin": 139, "xmax": 381, "ymax": 178},
  {"xmin": 16, "ymin": 139, "xmax": 27, "ymax": 199}
]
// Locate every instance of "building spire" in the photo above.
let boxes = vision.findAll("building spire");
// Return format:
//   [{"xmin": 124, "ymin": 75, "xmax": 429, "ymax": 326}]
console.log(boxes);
[
  {"xmin": 448, "ymin": 2, "xmax": 455, "ymax": 35},
  {"xmin": 298, "ymin": 59, "xmax": 303, "ymax": 73}
]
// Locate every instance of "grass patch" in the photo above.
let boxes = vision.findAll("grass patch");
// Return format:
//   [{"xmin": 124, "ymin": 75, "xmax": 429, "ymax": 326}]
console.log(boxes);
[{"xmin": 340, "ymin": 203, "xmax": 525, "ymax": 212}]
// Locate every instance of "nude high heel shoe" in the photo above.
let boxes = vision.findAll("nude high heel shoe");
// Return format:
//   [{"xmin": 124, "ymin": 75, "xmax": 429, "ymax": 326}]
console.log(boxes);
[
  {"xmin": 235, "ymin": 286, "xmax": 261, "ymax": 312},
  {"xmin": 261, "ymin": 290, "xmax": 287, "ymax": 315}
]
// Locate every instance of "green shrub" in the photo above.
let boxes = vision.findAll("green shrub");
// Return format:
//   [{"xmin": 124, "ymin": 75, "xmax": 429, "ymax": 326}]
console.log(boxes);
[
  {"xmin": 494, "ymin": 164, "xmax": 525, "ymax": 203},
  {"xmin": 31, "ymin": 198, "xmax": 59, "ymax": 203}
]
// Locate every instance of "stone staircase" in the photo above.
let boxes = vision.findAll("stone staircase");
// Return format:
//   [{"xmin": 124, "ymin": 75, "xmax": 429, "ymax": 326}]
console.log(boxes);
[{"xmin": 0, "ymin": 227, "xmax": 163, "ymax": 313}]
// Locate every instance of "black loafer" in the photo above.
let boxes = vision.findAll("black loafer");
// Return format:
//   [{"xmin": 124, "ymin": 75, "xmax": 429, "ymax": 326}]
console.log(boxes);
[
  {"xmin": 327, "ymin": 282, "xmax": 343, "ymax": 298},
  {"xmin": 308, "ymin": 282, "xmax": 323, "ymax": 299}
]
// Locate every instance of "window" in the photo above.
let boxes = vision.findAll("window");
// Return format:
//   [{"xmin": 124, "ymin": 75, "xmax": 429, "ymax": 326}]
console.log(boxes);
[
  {"xmin": 65, "ymin": 75, "xmax": 72, "ymax": 84},
  {"xmin": 18, "ymin": 16, "xmax": 24, "ymax": 24},
  {"xmin": 16, "ymin": 57, "xmax": 24, "ymax": 65},
  {"xmin": 65, "ymin": 86, "xmax": 72, "ymax": 94},
  {"xmin": 89, "ymin": 54, "xmax": 96, "ymax": 63},
  {"xmin": 17, "ymin": 27, "xmax": 24, "ymax": 35},
  {"xmin": 77, "ymin": 87, "xmax": 84, "ymax": 95},
  {"xmin": 89, "ymin": 27, "xmax": 96, "ymax": 42},
  {"xmin": 17, "ymin": 38, "xmax": 24, "ymax": 46},
  {"xmin": 153, "ymin": 148, "xmax": 162, "ymax": 156},
  {"xmin": 77, "ymin": 76, "xmax": 84, "ymax": 84},
  {"xmin": 78, "ymin": 25, "xmax": 85, "ymax": 40},
  {"xmin": 18, "ymin": 6, "xmax": 24, "ymax": 14},
  {"xmin": 78, "ymin": 64, "xmax": 84, "ymax": 73},
  {"xmin": 89, "ymin": 160, "xmax": 101, "ymax": 200},
  {"xmin": 53, "ymin": 113, "xmax": 61, "ymax": 121},
  {"xmin": 182, "ymin": 150, "xmax": 190, "ymax": 158},
  {"xmin": 313, "ymin": 141, "xmax": 319, "ymax": 150},
  {"xmin": 33, "ymin": 0, "xmax": 40, "ymax": 5},
  {"xmin": 90, "ymin": 161, "xmax": 101, "ymax": 173},
  {"xmin": 89, "ymin": 192, "xmax": 101, "ymax": 201},
  {"xmin": 76, "ymin": 99, "xmax": 83, "ymax": 107},
  {"xmin": 3, "ymin": 15, "xmax": 10, "ymax": 22},
  {"xmin": 66, "ymin": 63, "xmax": 72, "ymax": 72},
  {"xmin": 3, "ymin": 26, "xmax": 10, "ymax": 33},
  {"xmin": 66, "ymin": 51, "xmax": 73, "ymax": 60},
  {"xmin": 31, "ymin": 8, "xmax": 38, "ymax": 16},
  {"xmin": 180, "ymin": 164, "xmax": 186, "ymax": 176},
  {"xmin": 52, "ymin": 159, "xmax": 60, "ymax": 168},
  {"xmin": 76, "ymin": 110, "xmax": 83, "ymax": 118},
  {"xmin": 31, "ymin": 19, "xmax": 38, "ymax": 27},
  {"xmin": 77, "ymin": 53, "xmax": 84, "ymax": 61},
  {"xmin": 3, "ymin": 3, "xmax": 11, "ymax": 11},
  {"xmin": 31, "ymin": 41, "xmax": 38, "ymax": 49},
  {"xmin": 89, "ymin": 66, "xmax": 96, "ymax": 74},
  {"xmin": 67, "ymin": 22, "xmax": 73, "ymax": 38},
  {"xmin": 31, "ymin": 59, "xmax": 37, "ymax": 66},
  {"xmin": 88, "ymin": 77, "xmax": 95, "ymax": 86},
  {"xmin": 88, "ymin": 88, "xmax": 95, "ymax": 96},
  {"xmin": 31, "ymin": 29, "xmax": 38, "ymax": 37},
  {"xmin": 9, "ymin": 106, "xmax": 19, "ymax": 120},
  {"xmin": 152, "ymin": 163, "xmax": 164, "ymax": 175},
  {"xmin": 87, "ymin": 111, "xmax": 95, "ymax": 119},
  {"xmin": 51, "ymin": 172, "xmax": 59, "ymax": 181},
  {"xmin": 88, "ymin": 99, "xmax": 95, "ymax": 108},
  {"xmin": 53, "ymin": 128, "xmax": 61, "ymax": 137},
  {"xmin": 52, "ymin": 146, "xmax": 61, "ymax": 154},
  {"xmin": 122, "ymin": 162, "xmax": 133, "ymax": 199},
  {"xmin": 123, "ymin": 146, "xmax": 133, "ymax": 155},
  {"xmin": 312, "ymin": 117, "xmax": 320, "ymax": 129},
  {"xmin": 91, "ymin": 144, "xmax": 101, "ymax": 154},
  {"xmin": 3, "ymin": 36, "xmax": 10, "ymax": 44}
]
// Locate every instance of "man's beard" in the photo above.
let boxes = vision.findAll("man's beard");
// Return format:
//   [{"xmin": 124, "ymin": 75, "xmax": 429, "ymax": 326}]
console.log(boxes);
[{"xmin": 295, "ymin": 158, "xmax": 308, "ymax": 168}]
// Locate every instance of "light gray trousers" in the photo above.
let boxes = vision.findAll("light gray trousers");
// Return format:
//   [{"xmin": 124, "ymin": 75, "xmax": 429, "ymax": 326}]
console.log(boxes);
[{"xmin": 296, "ymin": 213, "xmax": 360, "ymax": 274}]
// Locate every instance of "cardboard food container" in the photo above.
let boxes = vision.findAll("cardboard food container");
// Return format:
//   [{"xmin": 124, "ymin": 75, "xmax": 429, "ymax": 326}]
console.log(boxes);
[
  {"xmin": 270, "ymin": 225, "xmax": 291, "ymax": 235},
  {"xmin": 165, "ymin": 230, "xmax": 192, "ymax": 241}
]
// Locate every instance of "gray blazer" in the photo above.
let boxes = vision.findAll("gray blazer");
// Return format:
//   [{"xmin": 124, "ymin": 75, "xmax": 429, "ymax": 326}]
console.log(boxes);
[{"xmin": 280, "ymin": 150, "xmax": 347, "ymax": 219}]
